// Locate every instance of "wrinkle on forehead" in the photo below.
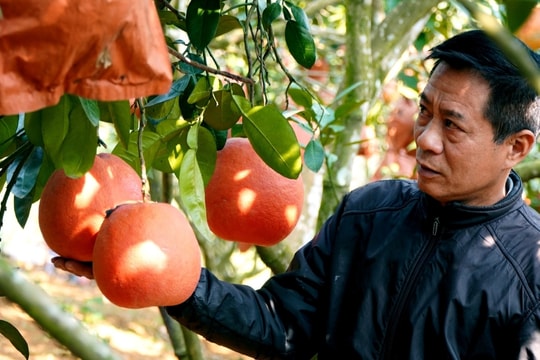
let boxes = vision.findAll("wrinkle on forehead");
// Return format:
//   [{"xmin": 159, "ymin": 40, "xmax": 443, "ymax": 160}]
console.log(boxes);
[{"xmin": 422, "ymin": 63, "xmax": 490, "ymax": 123}]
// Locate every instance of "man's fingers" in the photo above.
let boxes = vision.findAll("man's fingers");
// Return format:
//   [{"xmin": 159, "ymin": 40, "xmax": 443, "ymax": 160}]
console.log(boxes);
[{"xmin": 51, "ymin": 256, "xmax": 95, "ymax": 279}]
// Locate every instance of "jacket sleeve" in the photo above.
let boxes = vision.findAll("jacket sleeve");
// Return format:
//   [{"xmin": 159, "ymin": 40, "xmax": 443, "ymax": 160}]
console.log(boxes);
[{"xmin": 166, "ymin": 196, "xmax": 346, "ymax": 360}]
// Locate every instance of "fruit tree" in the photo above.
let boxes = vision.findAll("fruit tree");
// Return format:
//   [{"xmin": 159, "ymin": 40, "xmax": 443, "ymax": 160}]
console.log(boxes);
[{"xmin": 0, "ymin": 0, "xmax": 539, "ymax": 359}]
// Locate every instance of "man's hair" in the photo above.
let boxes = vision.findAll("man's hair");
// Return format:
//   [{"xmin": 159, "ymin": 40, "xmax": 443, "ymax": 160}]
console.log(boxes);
[{"xmin": 427, "ymin": 29, "xmax": 540, "ymax": 142}]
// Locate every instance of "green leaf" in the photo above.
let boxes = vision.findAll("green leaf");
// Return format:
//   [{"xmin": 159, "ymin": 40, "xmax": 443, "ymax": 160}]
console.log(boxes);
[
  {"xmin": 40, "ymin": 95, "xmax": 70, "ymax": 167},
  {"xmin": 58, "ymin": 98, "xmax": 98, "ymax": 178},
  {"xmin": 0, "ymin": 319, "xmax": 29, "ymax": 359},
  {"xmin": 31, "ymin": 151, "xmax": 55, "ymax": 200},
  {"xmin": 203, "ymin": 83, "xmax": 244, "ymax": 130},
  {"xmin": 312, "ymin": 103, "xmax": 335, "ymax": 129},
  {"xmin": 23, "ymin": 111, "xmax": 43, "ymax": 147},
  {"xmin": 78, "ymin": 97, "xmax": 100, "ymax": 127},
  {"xmin": 0, "ymin": 171, "xmax": 6, "ymax": 196},
  {"xmin": 334, "ymin": 99, "xmax": 362, "ymax": 124},
  {"xmin": 145, "ymin": 97, "xmax": 181, "ymax": 124},
  {"xmin": 285, "ymin": 20, "xmax": 316, "ymax": 69},
  {"xmin": 155, "ymin": 118, "xmax": 191, "ymax": 140},
  {"xmin": 186, "ymin": 122, "xmax": 199, "ymax": 149},
  {"xmin": 285, "ymin": 1, "xmax": 310, "ymax": 29},
  {"xmin": 187, "ymin": 76, "xmax": 220, "ymax": 105},
  {"xmin": 186, "ymin": 0, "xmax": 221, "ymax": 51},
  {"xmin": 0, "ymin": 115, "xmax": 19, "ymax": 156},
  {"xmin": 505, "ymin": 0, "xmax": 537, "ymax": 32},
  {"xmin": 178, "ymin": 137, "xmax": 214, "ymax": 241},
  {"xmin": 304, "ymin": 139, "xmax": 325, "ymax": 172},
  {"xmin": 178, "ymin": 76, "xmax": 199, "ymax": 121},
  {"xmin": 145, "ymin": 77, "xmax": 192, "ymax": 108},
  {"xmin": 11, "ymin": 146, "xmax": 41, "ymax": 199},
  {"xmin": 262, "ymin": 2, "xmax": 282, "ymax": 29},
  {"xmin": 112, "ymin": 130, "xmax": 161, "ymax": 175},
  {"xmin": 239, "ymin": 102, "xmax": 302, "ymax": 179},
  {"xmin": 215, "ymin": 14, "xmax": 242, "ymax": 37},
  {"xmin": 195, "ymin": 126, "xmax": 216, "ymax": 186},
  {"xmin": 230, "ymin": 123, "xmax": 245, "ymax": 138},
  {"xmin": 288, "ymin": 85, "xmax": 313, "ymax": 109},
  {"xmin": 177, "ymin": 53, "xmax": 205, "ymax": 75},
  {"xmin": 282, "ymin": 4, "xmax": 292, "ymax": 21},
  {"xmin": 14, "ymin": 189, "xmax": 34, "ymax": 227},
  {"xmin": 210, "ymin": 126, "xmax": 228, "ymax": 150},
  {"xmin": 158, "ymin": 9, "xmax": 185, "ymax": 28},
  {"xmin": 98, "ymin": 100, "xmax": 132, "ymax": 149},
  {"xmin": 153, "ymin": 133, "xmax": 187, "ymax": 173},
  {"xmin": 150, "ymin": 119, "xmax": 191, "ymax": 174}
]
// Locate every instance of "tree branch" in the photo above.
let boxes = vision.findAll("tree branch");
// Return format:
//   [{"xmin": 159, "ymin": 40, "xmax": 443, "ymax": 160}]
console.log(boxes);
[
  {"xmin": 168, "ymin": 47, "xmax": 255, "ymax": 85},
  {"xmin": 373, "ymin": 0, "xmax": 438, "ymax": 76},
  {"xmin": 0, "ymin": 256, "xmax": 121, "ymax": 359}
]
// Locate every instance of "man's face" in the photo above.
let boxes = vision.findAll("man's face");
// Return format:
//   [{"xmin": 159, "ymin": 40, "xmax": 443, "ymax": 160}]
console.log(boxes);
[{"xmin": 414, "ymin": 63, "xmax": 511, "ymax": 206}]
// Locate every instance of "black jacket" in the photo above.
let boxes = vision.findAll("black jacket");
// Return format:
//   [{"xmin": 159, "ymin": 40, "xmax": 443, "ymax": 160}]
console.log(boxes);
[{"xmin": 168, "ymin": 171, "xmax": 540, "ymax": 359}]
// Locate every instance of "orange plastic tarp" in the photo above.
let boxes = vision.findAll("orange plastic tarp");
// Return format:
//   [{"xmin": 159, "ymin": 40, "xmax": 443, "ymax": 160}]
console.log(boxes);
[{"xmin": 0, "ymin": 0, "xmax": 173, "ymax": 115}]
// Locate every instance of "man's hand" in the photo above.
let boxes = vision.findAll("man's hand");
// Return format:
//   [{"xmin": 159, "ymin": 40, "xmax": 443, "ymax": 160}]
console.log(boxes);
[{"xmin": 51, "ymin": 257, "xmax": 94, "ymax": 279}]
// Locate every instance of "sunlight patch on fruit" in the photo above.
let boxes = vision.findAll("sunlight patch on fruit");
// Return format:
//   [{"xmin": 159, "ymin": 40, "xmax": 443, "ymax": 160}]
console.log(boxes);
[
  {"xmin": 285, "ymin": 205, "xmax": 300, "ymax": 226},
  {"xmin": 125, "ymin": 240, "xmax": 168, "ymax": 272},
  {"xmin": 238, "ymin": 188, "xmax": 256, "ymax": 213},
  {"xmin": 74, "ymin": 175, "xmax": 99, "ymax": 208},
  {"xmin": 234, "ymin": 169, "xmax": 251, "ymax": 181}
]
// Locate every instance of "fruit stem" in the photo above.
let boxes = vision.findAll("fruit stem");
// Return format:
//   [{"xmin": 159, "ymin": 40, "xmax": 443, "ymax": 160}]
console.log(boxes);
[{"xmin": 135, "ymin": 98, "xmax": 151, "ymax": 202}]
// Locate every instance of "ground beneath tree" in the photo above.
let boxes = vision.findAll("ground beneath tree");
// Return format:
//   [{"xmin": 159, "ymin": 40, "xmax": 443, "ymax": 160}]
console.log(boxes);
[{"xmin": 0, "ymin": 263, "xmax": 249, "ymax": 360}]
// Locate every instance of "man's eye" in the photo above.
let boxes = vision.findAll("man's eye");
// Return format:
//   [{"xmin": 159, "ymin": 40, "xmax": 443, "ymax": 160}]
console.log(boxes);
[
  {"xmin": 444, "ymin": 119, "xmax": 459, "ymax": 129},
  {"xmin": 418, "ymin": 105, "xmax": 430, "ymax": 117}
]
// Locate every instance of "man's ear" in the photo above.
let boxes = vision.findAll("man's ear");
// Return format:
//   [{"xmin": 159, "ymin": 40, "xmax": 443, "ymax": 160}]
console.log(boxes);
[{"xmin": 506, "ymin": 129, "xmax": 536, "ymax": 167}]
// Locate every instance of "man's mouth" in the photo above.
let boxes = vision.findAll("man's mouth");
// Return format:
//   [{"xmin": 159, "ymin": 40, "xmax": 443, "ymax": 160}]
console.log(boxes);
[{"xmin": 416, "ymin": 160, "xmax": 440, "ymax": 177}]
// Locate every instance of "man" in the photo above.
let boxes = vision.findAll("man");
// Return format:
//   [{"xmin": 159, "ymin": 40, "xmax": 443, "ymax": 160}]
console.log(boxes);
[{"xmin": 54, "ymin": 29, "xmax": 540, "ymax": 359}]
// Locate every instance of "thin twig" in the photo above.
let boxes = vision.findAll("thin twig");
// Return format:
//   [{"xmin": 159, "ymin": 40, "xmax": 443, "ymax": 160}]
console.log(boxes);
[
  {"xmin": 156, "ymin": 0, "xmax": 185, "ymax": 20},
  {"xmin": 168, "ymin": 47, "xmax": 255, "ymax": 85}
]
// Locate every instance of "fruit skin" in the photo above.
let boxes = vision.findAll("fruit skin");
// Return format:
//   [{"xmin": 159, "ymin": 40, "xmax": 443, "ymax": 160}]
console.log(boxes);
[
  {"xmin": 38, "ymin": 153, "xmax": 143, "ymax": 261},
  {"xmin": 93, "ymin": 202, "xmax": 201, "ymax": 309},
  {"xmin": 205, "ymin": 137, "xmax": 304, "ymax": 246}
]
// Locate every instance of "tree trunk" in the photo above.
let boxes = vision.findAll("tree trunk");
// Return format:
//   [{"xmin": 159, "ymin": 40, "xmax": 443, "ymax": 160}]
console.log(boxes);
[
  {"xmin": 316, "ymin": 0, "xmax": 438, "ymax": 228},
  {"xmin": 0, "ymin": 256, "xmax": 121, "ymax": 360}
]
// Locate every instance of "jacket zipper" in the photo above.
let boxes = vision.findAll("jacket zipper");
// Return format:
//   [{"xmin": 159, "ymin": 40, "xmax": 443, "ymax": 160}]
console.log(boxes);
[
  {"xmin": 378, "ymin": 217, "xmax": 440, "ymax": 360},
  {"xmin": 432, "ymin": 217, "xmax": 440, "ymax": 236}
]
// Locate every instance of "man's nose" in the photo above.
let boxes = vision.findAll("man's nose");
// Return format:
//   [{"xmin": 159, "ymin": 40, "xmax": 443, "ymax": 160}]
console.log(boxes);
[{"xmin": 415, "ymin": 121, "xmax": 443, "ymax": 154}]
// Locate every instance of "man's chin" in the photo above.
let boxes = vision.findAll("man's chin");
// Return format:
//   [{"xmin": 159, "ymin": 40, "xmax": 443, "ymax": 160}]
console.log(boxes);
[{"xmin": 417, "ymin": 180, "xmax": 442, "ymax": 199}]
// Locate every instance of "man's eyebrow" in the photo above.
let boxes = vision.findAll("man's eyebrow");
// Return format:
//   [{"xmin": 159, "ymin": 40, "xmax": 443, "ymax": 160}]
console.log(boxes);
[
  {"xmin": 419, "ymin": 92, "xmax": 429, "ymax": 104},
  {"xmin": 419, "ymin": 92, "xmax": 464, "ymax": 120},
  {"xmin": 443, "ymin": 108, "xmax": 465, "ymax": 121}
]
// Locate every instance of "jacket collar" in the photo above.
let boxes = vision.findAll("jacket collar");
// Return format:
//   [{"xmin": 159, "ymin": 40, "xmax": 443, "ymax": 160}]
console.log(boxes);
[{"xmin": 421, "ymin": 170, "xmax": 524, "ymax": 230}]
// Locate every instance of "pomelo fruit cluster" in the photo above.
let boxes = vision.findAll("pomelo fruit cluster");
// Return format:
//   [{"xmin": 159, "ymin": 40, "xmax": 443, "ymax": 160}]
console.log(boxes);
[
  {"xmin": 205, "ymin": 137, "xmax": 304, "ymax": 248},
  {"xmin": 38, "ymin": 153, "xmax": 201, "ymax": 308}
]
